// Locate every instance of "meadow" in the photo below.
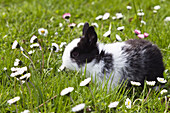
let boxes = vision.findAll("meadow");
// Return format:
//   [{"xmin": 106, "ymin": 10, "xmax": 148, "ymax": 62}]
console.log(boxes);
[{"xmin": 0, "ymin": 0, "xmax": 170, "ymax": 112}]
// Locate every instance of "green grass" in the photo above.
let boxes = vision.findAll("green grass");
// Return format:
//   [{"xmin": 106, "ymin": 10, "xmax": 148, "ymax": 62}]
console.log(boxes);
[{"xmin": 0, "ymin": 0, "xmax": 169, "ymax": 112}]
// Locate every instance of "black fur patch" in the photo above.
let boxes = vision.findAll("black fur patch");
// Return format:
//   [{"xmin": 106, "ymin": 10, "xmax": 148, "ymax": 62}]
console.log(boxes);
[
  {"xmin": 96, "ymin": 50, "xmax": 114, "ymax": 76},
  {"xmin": 122, "ymin": 39, "xmax": 164, "ymax": 85}
]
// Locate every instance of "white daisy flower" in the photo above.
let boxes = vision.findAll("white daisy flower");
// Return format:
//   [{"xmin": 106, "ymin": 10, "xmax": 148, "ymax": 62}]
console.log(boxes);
[
  {"xmin": 30, "ymin": 43, "xmax": 40, "ymax": 48},
  {"xmin": 28, "ymin": 50, "xmax": 35, "ymax": 55},
  {"xmin": 154, "ymin": 5, "xmax": 161, "ymax": 10},
  {"xmin": 62, "ymin": 13, "xmax": 71, "ymax": 19},
  {"xmin": 117, "ymin": 26, "xmax": 124, "ymax": 31},
  {"xmin": 95, "ymin": 15, "xmax": 103, "ymax": 20},
  {"xmin": 157, "ymin": 77, "xmax": 167, "ymax": 84},
  {"xmin": 108, "ymin": 101, "xmax": 119, "ymax": 108},
  {"xmin": 160, "ymin": 89, "xmax": 168, "ymax": 95},
  {"xmin": 30, "ymin": 35, "xmax": 37, "ymax": 43},
  {"xmin": 7, "ymin": 96, "xmax": 20, "ymax": 105},
  {"xmin": 116, "ymin": 13, "xmax": 124, "ymax": 19},
  {"xmin": 141, "ymin": 20, "xmax": 146, "ymax": 25},
  {"xmin": 20, "ymin": 73, "xmax": 31, "ymax": 80},
  {"xmin": 91, "ymin": 23, "xmax": 99, "ymax": 28},
  {"xmin": 60, "ymin": 87, "xmax": 74, "ymax": 96},
  {"xmin": 134, "ymin": 29, "xmax": 141, "ymax": 35},
  {"xmin": 4, "ymin": 67, "xmax": 7, "ymax": 71},
  {"xmin": 115, "ymin": 34, "xmax": 122, "ymax": 41},
  {"xmin": 138, "ymin": 9, "xmax": 143, "ymax": 12},
  {"xmin": 80, "ymin": 77, "xmax": 91, "ymax": 86},
  {"xmin": 127, "ymin": 6, "xmax": 132, "ymax": 10},
  {"xmin": 55, "ymin": 32, "xmax": 58, "ymax": 35},
  {"xmin": 11, "ymin": 67, "xmax": 19, "ymax": 72},
  {"xmin": 137, "ymin": 34, "xmax": 145, "ymax": 39},
  {"xmin": 146, "ymin": 81, "xmax": 156, "ymax": 86},
  {"xmin": 137, "ymin": 12, "xmax": 145, "ymax": 17},
  {"xmin": 14, "ymin": 59, "xmax": 22, "ymax": 66},
  {"xmin": 153, "ymin": 10, "xmax": 157, "ymax": 13},
  {"xmin": 68, "ymin": 23, "xmax": 76, "ymax": 28},
  {"xmin": 12, "ymin": 40, "xmax": 20, "ymax": 49},
  {"xmin": 103, "ymin": 30, "xmax": 111, "ymax": 37},
  {"xmin": 59, "ymin": 23, "xmax": 63, "ymax": 27},
  {"xmin": 164, "ymin": 17, "xmax": 170, "ymax": 22},
  {"xmin": 112, "ymin": 16, "xmax": 116, "ymax": 20},
  {"xmin": 103, "ymin": 13, "xmax": 110, "ymax": 20},
  {"xmin": 60, "ymin": 42, "xmax": 67, "ymax": 48},
  {"xmin": 125, "ymin": 98, "xmax": 131, "ymax": 109},
  {"xmin": 77, "ymin": 22, "xmax": 84, "ymax": 28},
  {"xmin": 21, "ymin": 110, "xmax": 30, "ymax": 113},
  {"xmin": 38, "ymin": 28, "xmax": 48, "ymax": 36},
  {"xmin": 52, "ymin": 43, "xmax": 59, "ymax": 52},
  {"xmin": 72, "ymin": 103, "xmax": 85, "ymax": 112},
  {"xmin": 130, "ymin": 81, "xmax": 141, "ymax": 86}
]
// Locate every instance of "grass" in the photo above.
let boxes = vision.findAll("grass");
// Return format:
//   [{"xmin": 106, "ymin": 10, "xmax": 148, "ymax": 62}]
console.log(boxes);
[{"xmin": 0, "ymin": 0, "xmax": 169, "ymax": 112}]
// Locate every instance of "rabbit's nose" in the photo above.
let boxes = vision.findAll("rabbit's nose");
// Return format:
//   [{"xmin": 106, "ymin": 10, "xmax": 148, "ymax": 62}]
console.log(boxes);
[{"xmin": 58, "ymin": 64, "xmax": 66, "ymax": 72}]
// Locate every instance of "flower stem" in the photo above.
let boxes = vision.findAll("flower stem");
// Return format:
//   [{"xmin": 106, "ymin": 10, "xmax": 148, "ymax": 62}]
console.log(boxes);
[
  {"xmin": 26, "ymin": 81, "xmax": 33, "ymax": 111},
  {"xmin": 15, "ymin": 104, "xmax": 18, "ymax": 113},
  {"xmin": 47, "ymin": 49, "xmax": 53, "ymax": 68},
  {"xmin": 144, "ymin": 88, "xmax": 151, "ymax": 101},
  {"xmin": 69, "ymin": 95, "xmax": 75, "ymax": 104},
  {"xmin": 88, "ymin": 86, "xmax": 97, "ymax": 110}
]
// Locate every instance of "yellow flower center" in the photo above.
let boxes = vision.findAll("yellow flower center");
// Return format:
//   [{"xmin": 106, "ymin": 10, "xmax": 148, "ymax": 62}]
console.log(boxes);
[
  {"xmin": 41, "ymin": 30, "xmax": 45, "ymax": 33},
  {"xmin": 128, "ymin": 101, "xmax": 130, "ymax": 105}
]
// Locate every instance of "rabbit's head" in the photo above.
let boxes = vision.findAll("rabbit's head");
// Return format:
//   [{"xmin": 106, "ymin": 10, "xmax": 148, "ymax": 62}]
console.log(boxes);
[{"xmin": 59, "ymin": 23, "xmax": 99, "ymax": 71}]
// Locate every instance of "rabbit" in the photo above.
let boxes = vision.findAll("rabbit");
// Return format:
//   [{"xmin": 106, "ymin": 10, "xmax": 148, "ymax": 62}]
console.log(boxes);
[{"xmin": 59, "ymin": 22, "xmax": 165, "ymax": 89}]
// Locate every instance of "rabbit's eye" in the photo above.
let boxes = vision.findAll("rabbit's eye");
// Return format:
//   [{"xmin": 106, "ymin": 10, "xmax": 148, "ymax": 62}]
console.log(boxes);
[{"xmin": 71, "ymin": 51, "xmax": 79, "ymax": 58}]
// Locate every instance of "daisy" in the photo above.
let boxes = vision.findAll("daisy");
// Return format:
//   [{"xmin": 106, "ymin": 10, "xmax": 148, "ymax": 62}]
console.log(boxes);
[
  {"xmin": 52, "ymin": 43, "xmax": 59, "ymax": 52},
  {"xmin": 103, "ymin": 30, "xmax": 111, "ymax": 37},
  {"xmin": 38, "ymin": 28, "xmax": 48, "ymax": 37},
  {"xmin": 14, "ymin": 59, "xmax": 22, "ymax": 66},
  {"xmin": 7, "ymin": 96, "xmax": 20, "ymax": 105},
  {"xmin": 137, "ymin": 34, "xmax": 145, "ymax": 39},
  {"xmin": 30, "ymin": 43, "xmax": 40, "ymax": 48},
  {"xmin": 59, "ymin": 23, "xmax": 63, "ymax": 27},
  {"xmin": 30, "ymin": 35, "xmax": 37, "ymax": 43},
  {"xmin": 77, "ymin": 22, "xmax": 84, "ymax": 28},
  {"xmin": 62, "ymin": 13, "xmax": 71, "ymax": 19},
  {"xmin": 153, "ymin": 10, "xmax": 157, "ymax": 13},
  {"xmin": 91, "ymin": 23, "xmax": 99, "ymax": 28},
  {"xmin": 28, "ymin": 50, "xmax": 35, "ymax": 55},
  {"xmin": 117, "ymin": 26, "xmax": 124, "ymax": 31},
  {"xmin": 134, "ymin": 29, "xmax": 141, "ymax": 35},
  {"xmin": 146, "ymin": 81, "xmax": 156, "ymax": 86},
  {"xmin": 160, "ymin": 89, "xmax": 168, "ymax": 95},
  {"xmin": 95, "ymin": 15, "xmax": 103, "ymax": 20},
  {"xmin": 55, "ymin": 32, "xmax": 58, "ymax": 35},
  {"xmin": 108, "ymin": 101, "xmax": 119, "ymax": 108},
  {"xmin": 20, "ymin": 73, "xmax": 31, "ymax": 80},
  {"xmin": 12, "ymin": 40, "xmax": 20, "ymax": 49},
  {"xmin": 21, "ymin": 110, "xmax": 30, "ymax": 113},
  {"xmin": 116, "ymin": 13, "xmax": 124, "ymax": 20},
  {"xmin": 80, "ymin": 77, "xmax": 91, "ymax": 86},
  {"xmin": 127, "ymin": 6, "xmax": 132, "ymax": 10},
  {"xmin": 112, "ymin": 16, "xmax": 116, "ymax": 20},
  {"xmin": 157, "ymin": 77, "xmax": 167, "ymax": 84},
  {"xmin": 60, "ymin": 42, "xmax": 67, "ymax": 48},
  {"xmin": 137, "ymin": 12, "xmax": 144, "ymax": 17},
  {"xmin": 125, "ymin": 98, "xmax": 131, "ymax": 109},
  {"xmin": 141, "ymin": 20, "xmax": 146, "ymax": 25},
  {"xmin": 72, "ymin": 103, "xmax": 85, "ymax": 112},
  {"xmin": 144, "ymin": 33, "xmax": 149, "ymax": 37},
  {"xmin": 4, "ymin": 67, "xmax": 7, "ymax": 71},
  {"xmin": 154, "ymin": 5, "xmax": 161, "ymax": 10},
  {"xmin": 164, "ymin": 17, "xmax": 170, "ymax": 22},
  {"xmin": 115, "ymin": 34, "xmax": 122, "ymax": 41},
  {"xmin": 130, "ymin": 81, "xmax": 141, "ymax": 86},
  {"xmin": 103, "ymin": 13, "xmax": 110, "ymax": 20},
  {"xmin": 68, "ymin": 23, "xmax": 76, "ymax": 29},
  {"xmin": 60, "ymin": 87, "xmax": 74, "ymax": 96}
]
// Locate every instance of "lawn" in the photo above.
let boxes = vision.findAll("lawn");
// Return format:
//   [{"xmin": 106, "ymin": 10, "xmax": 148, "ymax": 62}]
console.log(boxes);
[{"xmin": 0, "ymin": 0, "xmax": 169, "ymax": 112}]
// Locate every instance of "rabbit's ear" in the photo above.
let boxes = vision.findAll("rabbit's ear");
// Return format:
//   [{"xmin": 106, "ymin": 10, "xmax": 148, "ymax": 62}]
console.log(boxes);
[
  {"xmin": 82, "ymin": 22, "xmax": 89, "ymax": 36},
  {"xmin": 85, "ymin": 26, "xmax": 97, "ymax": 46}
]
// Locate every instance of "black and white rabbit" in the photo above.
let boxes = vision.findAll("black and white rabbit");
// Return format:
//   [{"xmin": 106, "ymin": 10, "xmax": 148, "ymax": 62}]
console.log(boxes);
[{"xmin": 60, "ymin": 22, "xmax": 165, "ymax": 88}]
